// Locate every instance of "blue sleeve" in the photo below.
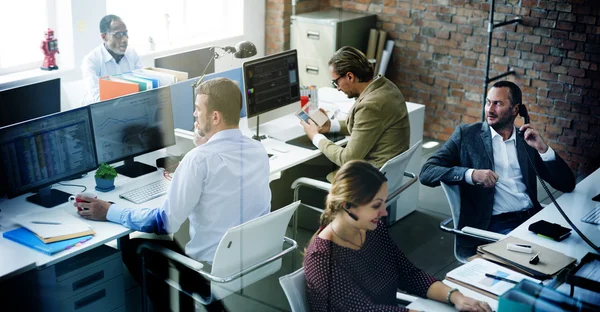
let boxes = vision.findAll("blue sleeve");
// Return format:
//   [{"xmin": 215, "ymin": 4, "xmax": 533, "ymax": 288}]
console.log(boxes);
[{"xmin": 106, "ymin": 204, "xmax": 169, "ymax": 234}]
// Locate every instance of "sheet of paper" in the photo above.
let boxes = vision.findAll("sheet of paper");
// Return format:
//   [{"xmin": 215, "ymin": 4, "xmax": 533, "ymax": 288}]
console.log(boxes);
[
  {"xmin": 13, "ymin": 210, "xmax": 91, "ymax": 239},
  {"xmin": 446, "ymin": 258, "xmax": 540, "ymax": 296}
]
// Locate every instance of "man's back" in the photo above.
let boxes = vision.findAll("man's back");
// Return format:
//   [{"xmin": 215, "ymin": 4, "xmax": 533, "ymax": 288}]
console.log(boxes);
[{"xmin": 165, "ymin": 129, "xmax": 271, "ymax": 262}]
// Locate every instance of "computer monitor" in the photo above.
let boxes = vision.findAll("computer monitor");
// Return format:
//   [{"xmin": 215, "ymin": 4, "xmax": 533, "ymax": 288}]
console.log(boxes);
[
  {"xmin": 89, "ymin": 87, "xmax": 176, "ymax": 178},
  {"xmin": 0, "ymin": 107, "xmax": 97, "ymax": 207},
  {"xmin": 0, "ymin": 78, "xmax": 61, "ymax": 127},
  {"xmin": 243, "ymin": 49, "xmax": 300, "ymax": 118},
  {"xmin": 154, "ymin": 46, "xmax": 215, "ymax": 79},
  {"xmin": 170, "ymin": 67, "xmax": 247, "ymax": 131}
]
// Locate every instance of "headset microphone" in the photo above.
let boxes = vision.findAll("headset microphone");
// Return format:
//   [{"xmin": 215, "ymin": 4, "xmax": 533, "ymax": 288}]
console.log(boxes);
[{"xmin": 344, "ymin": 203, "xmax": 359, "ymax": 221}]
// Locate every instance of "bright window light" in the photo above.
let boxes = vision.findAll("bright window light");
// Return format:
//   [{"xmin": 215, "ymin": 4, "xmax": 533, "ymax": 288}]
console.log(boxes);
[{"xmin": 422, "ymin": 141, "xmax": 440, "ymax": 149}]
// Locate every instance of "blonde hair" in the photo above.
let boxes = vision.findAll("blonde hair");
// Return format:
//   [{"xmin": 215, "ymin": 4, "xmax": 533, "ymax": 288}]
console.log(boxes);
[
  {"xmin": 194, "ymin": 77, "xmax": 242, "ymax": 126},
  {"xmin": 306, "ymin": 160, "xmax": 387, "ymax": 249}
]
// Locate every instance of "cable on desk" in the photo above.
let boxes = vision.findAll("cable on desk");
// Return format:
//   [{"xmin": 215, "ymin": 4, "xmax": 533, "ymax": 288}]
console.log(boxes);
[{"xmin": 56, "ymin": 182, "xmax": 87, "ymax": 193}]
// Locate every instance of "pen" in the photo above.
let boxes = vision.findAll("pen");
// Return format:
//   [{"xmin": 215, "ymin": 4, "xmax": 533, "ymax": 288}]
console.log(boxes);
[
  {"xmin": 31, "ymin": 221, "xmax": 62, "ymax": 225},
  {"xmin": 485, "ymin": 273, "xmax": 519, "ymax": 284}
]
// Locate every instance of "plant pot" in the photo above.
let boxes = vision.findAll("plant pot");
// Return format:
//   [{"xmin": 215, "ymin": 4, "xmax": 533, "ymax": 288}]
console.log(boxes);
[{"xmin": 95, "ymin": 177, "xmax": 115, "ymax": 192}]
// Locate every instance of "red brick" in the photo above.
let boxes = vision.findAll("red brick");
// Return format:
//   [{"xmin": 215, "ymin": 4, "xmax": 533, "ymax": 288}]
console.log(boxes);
[
  {"xmin": 558, "ymin": 75, "xmax": 575, "ymax": 84},
  {"xmin": 532, "ymin": 45, "xmax": 550, "ymax": 54},
  {"xmin": 569, "ymin": 32, "xmax": 586, "ymax": 42},
  {"xmin": 573, "ymin": 78, "xmax": 592, "ymax": 87},
  {"xmin": 568, "ymin": 68, "xmax": 586, "ymax": 77}
]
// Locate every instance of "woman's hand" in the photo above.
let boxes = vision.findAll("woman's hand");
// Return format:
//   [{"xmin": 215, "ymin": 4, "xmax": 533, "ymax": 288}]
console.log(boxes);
[{"xmin": 452, "ymin": 293, "xmax": 492, "ymax": 312}]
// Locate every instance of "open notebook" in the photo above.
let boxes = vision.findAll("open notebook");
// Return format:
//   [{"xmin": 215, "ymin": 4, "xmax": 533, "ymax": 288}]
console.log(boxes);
[{"xmin": 12, "ymin": 210, "xmax": 94, "ymax": 243}]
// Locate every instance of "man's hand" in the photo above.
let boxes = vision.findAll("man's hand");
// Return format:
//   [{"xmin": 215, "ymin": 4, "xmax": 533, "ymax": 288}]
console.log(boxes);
[
  {"xmin": 300, "ymin": 119, "xmax": 320, "ymax": 140},
  {"xmin": 317, "ymin": 108, "xmax": 331, "ymax": 134},
  {"xmin": 75, "ymin": 195, "xmax": 112, "ymax": 221},
  {"xmin": 519, "ymin": 124, "xmax": 548, "ymax": 153},
  {"xmin": 471, "ymin": 169, "xmax": 499, "ymax": 188}
]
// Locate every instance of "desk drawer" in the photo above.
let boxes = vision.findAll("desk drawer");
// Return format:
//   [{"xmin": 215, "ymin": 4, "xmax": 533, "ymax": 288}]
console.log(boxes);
[
  {"xmin": 60, "ymin": 276, "xmax": 125, "ymax": 312},
  {"xmin": 56, "ymin": 254, "xmax": 123, "ymax": 301}
]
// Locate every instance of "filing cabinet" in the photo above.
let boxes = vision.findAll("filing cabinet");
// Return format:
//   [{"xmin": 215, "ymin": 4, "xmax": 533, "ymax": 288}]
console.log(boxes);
[
  {"xmin": 36, "ymin": 245, "xmax": 126, "ymax": 311},
  {"xmin": 291, "ymin": 10, "xmax": 376, "ymax": 88}
]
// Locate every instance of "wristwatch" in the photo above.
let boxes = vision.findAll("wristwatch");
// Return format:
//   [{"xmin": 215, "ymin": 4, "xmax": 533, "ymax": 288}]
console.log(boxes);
[{"xmin": 446, "ymin": 288, "xmax": 459, "ymax": 305}]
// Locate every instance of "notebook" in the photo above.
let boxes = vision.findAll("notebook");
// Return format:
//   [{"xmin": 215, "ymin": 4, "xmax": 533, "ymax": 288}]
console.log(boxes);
[
  {"xmin": 3, "ymin": 227, "xmax": 93, "ymax": 256},
  {"xmin": 12, "ymin": 210, "xmax": 92, "ymax": 240}
]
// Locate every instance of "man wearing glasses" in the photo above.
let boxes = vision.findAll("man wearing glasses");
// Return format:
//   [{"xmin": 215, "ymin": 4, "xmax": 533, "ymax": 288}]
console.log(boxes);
[
  {"xmin": 300, "ymin": 46, "xmax": 410, "ymax": 181},
  {"xmin": 81, "ymin": 14, "xmax": 144, "ymax": 105}
]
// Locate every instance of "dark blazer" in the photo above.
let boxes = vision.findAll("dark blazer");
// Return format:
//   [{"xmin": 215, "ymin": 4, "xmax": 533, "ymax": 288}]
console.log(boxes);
[{"xmin": 420, "ymin": 122, "xmax": 575, "ymax": 249}]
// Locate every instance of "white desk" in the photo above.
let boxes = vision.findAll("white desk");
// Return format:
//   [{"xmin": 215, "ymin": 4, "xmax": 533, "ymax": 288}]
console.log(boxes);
[
  {"xmin": 0, "ymin": 151, "xmax": 166, "ymax": 272},
  {"xmin": 406, "ymin": 280, "xmax": 499, "ymax": 312},
  {"xmin": 509, "ymin": 168, "xmax": 600, "ymax": 261}
]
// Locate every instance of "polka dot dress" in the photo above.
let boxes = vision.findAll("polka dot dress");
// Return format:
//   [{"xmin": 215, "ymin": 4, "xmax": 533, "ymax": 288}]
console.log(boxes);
[{"xmin": 304, "ymin": 221, "xmax": 438, "ymax": 312}]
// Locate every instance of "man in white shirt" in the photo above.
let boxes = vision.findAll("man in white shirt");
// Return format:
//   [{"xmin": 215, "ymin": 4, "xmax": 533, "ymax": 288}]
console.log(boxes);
[
  {"xmin": 420, "ymin": 81, "xmax": 575, "ymax": 258},
  {"xmin": 75, "ymin": 78, "xmax": 271, "ymax": 311},
  {"xmin": 81, "ymin": 14, "xmax": 144, "ymax": 105}
]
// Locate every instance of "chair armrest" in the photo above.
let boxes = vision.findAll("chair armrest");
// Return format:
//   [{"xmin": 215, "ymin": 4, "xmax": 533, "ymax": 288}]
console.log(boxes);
[
  {"xmin": 386, "ymin": 172, "xmax": 418, "ymax": 205},
  {"xmin": 137, "ymin": 242, "xmax": 204, "ymax": 271},
  {"xmin": 139, "ymin": 237, "xmax": 298, "ymax": 284},
  {"xmin": 291, "ymin": 177, "xmax": 331, "ymax": 193},
  {"xmin": 439, "ymin": 221, "xmax": 503, "ymax": 242},
  {"xmin": 396, "ymin": 292, "xmax": 418, "ymax": 306}
]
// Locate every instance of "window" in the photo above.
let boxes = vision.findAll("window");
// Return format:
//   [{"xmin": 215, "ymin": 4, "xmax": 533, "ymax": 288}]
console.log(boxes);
[
  {"xmin": 106, "ymin": 0, "xmax": 244, "ymax": 54},
  {"xmin": 0, "ymin": 1, "xmax": 55, "ymax": 74}
]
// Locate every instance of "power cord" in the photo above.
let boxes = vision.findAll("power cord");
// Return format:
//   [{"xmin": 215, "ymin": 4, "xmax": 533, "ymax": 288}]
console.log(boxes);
[
  {"xmin": 518, "ymin": 139, "xmax": 599, "ymax": 253},
  {"xmin": 57, "ymin": 182, "xmax": 87, "ymax": 193}
]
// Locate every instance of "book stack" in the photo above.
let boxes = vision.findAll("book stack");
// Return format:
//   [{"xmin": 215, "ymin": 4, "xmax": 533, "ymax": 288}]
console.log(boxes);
[
  {"xmin": 3, "ymin": 210, "xmax": 95, "ymax": 255},
  {"xmin": 477, "ymin": 236, "xmax": 577, "ymax": 280},
  {"xmin": 99, "ymin": 67, "xmax": 188, "ymax": 101}
]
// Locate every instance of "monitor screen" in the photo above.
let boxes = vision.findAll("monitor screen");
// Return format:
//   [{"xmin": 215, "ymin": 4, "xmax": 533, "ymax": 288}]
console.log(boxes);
[
  {"xmin": 243, "ymin": 50, "xmax": 300, "ymax": 118},
  {"xmin": 0, "ymin": 78, "xmax": 61, "ymax": 127},
  {"xmin": 89, "ymin": 87, "xmax": 175, "ymax": 165},
  {"xmin": 155, "ymin": 46, "xmax": 215, "ymax": 79},
  {"xmin": 0, "ymin": 107, "xmax": 97, "ymax": 198}
]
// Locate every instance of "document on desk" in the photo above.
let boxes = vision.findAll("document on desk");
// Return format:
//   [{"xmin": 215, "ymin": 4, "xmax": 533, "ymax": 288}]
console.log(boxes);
[
  {"xmin": 446, "ymin": 258, "xmax": 540, "ymax": 299},
  {"xmin": 13, "ymin": 210, "xmax": 92, "ymax": 240}
]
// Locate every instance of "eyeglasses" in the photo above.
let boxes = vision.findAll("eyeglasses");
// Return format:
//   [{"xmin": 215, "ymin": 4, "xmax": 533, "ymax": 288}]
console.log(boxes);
[
  {"xmin": 331, "ymin": 75, "xmax": 344, "ymax": 88},
  {"xmin": 110, "ymin": 31, "xmax": 129, "ymax": 39}
]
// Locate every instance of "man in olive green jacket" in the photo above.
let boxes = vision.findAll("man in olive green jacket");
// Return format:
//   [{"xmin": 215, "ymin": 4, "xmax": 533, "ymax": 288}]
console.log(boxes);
[{"xmin": 301, "ymin": 46, "xmax": 410, "ymax": 181}]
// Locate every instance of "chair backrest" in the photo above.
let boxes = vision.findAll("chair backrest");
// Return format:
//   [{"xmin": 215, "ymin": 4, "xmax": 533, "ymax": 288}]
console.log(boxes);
[
  {"xmin": 210, "ymin": 201, "xmax": 300, "ymax": 300},
  {"xmin": 380, "ymin": 140, "xmax": 421, "ymax": 201},
  {"xmin": 440, "ymin": 181, "xmax": 466, "ymax": 263},
  {"xmin": 440, "ymin": 182, "xmax": 461, "ymax": 228},
  {"xmin": 279, "ymin": 267, "xmax": 309, "ymax": 312}
]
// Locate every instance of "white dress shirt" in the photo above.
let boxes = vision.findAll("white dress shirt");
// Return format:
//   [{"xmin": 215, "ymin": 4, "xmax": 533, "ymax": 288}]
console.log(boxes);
[
  {"xmin": 107, "ymin": 129, "xmax": 272, "ymax": 262},
  {"xmin": 81, "ymin": 44, "xmax": 144, "ymax": 105},
  {"xmin": 465, "ymin": 126, "xmax": 556, "ymax": 215}
]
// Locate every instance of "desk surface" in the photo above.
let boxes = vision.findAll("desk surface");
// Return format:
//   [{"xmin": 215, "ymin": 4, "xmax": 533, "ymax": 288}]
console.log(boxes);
[{"xmin": 509, "ymin": 168, "xmax": 600, "ymax": 261}]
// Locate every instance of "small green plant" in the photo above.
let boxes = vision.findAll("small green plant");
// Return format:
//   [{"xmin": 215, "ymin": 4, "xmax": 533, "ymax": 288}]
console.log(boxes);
[{"xmin": 95, "ymin": 162, "xmax": 118, "ymax": 180}]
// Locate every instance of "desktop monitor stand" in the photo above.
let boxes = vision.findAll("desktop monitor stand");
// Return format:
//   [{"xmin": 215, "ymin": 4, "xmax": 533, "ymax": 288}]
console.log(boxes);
[
  {"xmin": 26, "ymin": 186, "xmax": 71, "ymax": 208},
  {"xmin": 252, "ymin": 115, "xmax": 267, "ymax": 141},
  {"xmin": 115, "ymin": 157, "xmax": 157, "ymax": 178}
]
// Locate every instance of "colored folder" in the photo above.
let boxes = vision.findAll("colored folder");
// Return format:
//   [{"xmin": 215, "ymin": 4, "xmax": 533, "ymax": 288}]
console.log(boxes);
[
  {"xmin": 3, "ymin": 227, "xmax": 93, "ymax": 256},
  {"xmin": 99, "ymin": 76, "xmax": 139, "ymax": 101}
]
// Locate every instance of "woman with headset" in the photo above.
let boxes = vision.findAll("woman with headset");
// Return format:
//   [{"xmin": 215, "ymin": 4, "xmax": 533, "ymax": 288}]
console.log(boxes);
[{"xmin": 304, "ymin": 160, "xmax": 492, "ymax": 312}]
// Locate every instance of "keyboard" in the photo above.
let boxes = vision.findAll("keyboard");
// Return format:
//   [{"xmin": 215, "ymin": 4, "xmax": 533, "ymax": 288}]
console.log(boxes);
[
  {"xmin": 581, "ymin": 205, "xmax": 600, "ymax": 225},
  {"xmin": 119, "ymin": 179, "xmax": 170, "ymax": 204}
]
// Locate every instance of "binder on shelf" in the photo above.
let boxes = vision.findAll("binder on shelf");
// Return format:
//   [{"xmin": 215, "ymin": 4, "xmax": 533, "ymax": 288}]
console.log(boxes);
[
  {"xmin": 99, "ymin": 76, "xmax": 139, "ymax": 101},
  {"xmin": 117, "ymin": 73, "xmax": 154, "ymax": 91},
  {"xmin": 144, "ymin": 67, "xmax": 188, "ymax": 82},
  {"xmin": 3, "ymin": 227, "xmax": 93, "ymax": 256}
]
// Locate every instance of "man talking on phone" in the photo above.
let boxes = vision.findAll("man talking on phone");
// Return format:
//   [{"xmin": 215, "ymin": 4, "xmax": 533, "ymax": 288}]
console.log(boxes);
[
  {"xmin": 300, "ymin": 46, "xmax": 410, "ymax": 181},
  {"xmin": 420, "ymin": 81, "xmax": 575, "ymax": 258}
]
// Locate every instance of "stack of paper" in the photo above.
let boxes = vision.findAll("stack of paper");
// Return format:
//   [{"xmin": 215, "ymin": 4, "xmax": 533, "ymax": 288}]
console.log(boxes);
[
  {"xmin": 446, "ymin": 258, "xmax": 541, "ymax": 299},
  {"xmin": 477, "ymin": 236, "xmax": 577, "ymax": 279},
  {"xmin": 12, "ymin": 210, "xmax": 95, "ymax": 243}
]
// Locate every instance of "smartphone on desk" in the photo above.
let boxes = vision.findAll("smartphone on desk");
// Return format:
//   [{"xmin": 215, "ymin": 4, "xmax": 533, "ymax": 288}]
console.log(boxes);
[{"xmin": 529, "ymin": 220, "xmax": 572, "ymax": 241}]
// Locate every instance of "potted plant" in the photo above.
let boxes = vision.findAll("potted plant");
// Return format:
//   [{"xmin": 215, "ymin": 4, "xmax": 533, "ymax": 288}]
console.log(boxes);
[{"xmin": 95, "ymin": 162, "xmax": 118, "ymax": 192}]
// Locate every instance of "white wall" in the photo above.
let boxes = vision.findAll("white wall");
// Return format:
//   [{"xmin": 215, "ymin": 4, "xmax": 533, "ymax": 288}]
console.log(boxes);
[{"xmin": 0, "ymin": 0, "xmax": 266, "ymax": 110}]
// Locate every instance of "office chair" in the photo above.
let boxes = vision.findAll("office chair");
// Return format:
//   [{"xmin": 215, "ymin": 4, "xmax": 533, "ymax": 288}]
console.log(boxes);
[
  {"xmin": 291, "ymin": 141, "xmax": 422, "ymax": 242},
  {"xmin": 279, "ymin": 267, "xmax": 419, "ymax": 312},
  {"xmin": 137, "ymin": 201, "xmax": 301, "ymax": 311},
  {"xmin": 438, "ymin": 182, "xmax": 504, "ymax": 263}
]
